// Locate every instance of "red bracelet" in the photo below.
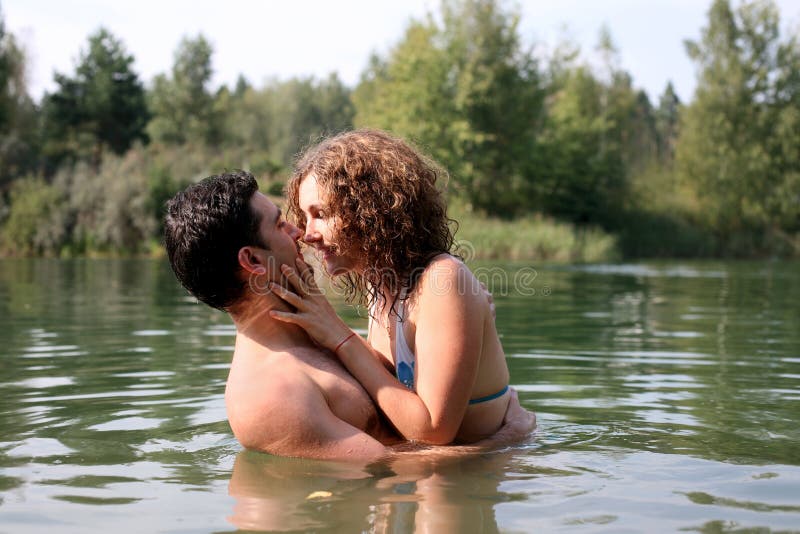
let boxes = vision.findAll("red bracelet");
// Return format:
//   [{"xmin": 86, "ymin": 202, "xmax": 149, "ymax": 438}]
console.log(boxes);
[{"xmin": 333, "ymin": 332, "xmax": 357, "ymax": 355}]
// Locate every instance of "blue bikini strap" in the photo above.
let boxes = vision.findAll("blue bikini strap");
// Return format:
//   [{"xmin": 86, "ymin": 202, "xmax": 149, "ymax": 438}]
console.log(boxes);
[{"xmin": 468, "ymin": 384, "xmax": 509, "ymax": 405}]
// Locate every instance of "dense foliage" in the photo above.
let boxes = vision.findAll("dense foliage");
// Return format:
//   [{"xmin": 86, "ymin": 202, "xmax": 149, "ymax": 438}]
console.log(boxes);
[
  {"xmin": 41, "ymin": 28, "xmax": 149, "ymax": 173},
  {"xmin": 677, "ymin": 0, "xmax": 800, "ymax": 254},
  {"xmin": 0, "ymin": 0, "xmax": 798, "ymax": 259}
]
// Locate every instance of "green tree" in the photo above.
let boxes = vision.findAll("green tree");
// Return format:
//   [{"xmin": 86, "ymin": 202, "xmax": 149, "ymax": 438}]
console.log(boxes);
[
  {"xmin": 677, "ymin": 0, "xmax": 800, "ymax": 245},
  {"xmin": 221, "ymin": 74, "xmax": 354, "ymax": 170},
  {"xmin": 354, "ymin": 0, "xmax": 544, "ymax": 216},
  {"xmin": 596, "ymin": 28, "xmax": 659, "ymax": 192},
  {"xmin": 0, "ymin": 5, "xmax": 38, "ymax": 188},
  {"xmin": 233, "ymin": 74, "xmax": 250, "ymax": 98},
  {"xmin": 598, "ymin": 74, "xmax": 659, "ymax": 189},
  {"xmin": 41, "ymin": 28, "xmax": 148, "ymax": 171},
  {"xmin": 147, "ymin": 35, "xmax": 219, "ymax": 145},
  {"xmin": 655, "ymin": 82, "xmax": 681, "ymax": 164},
  {"xmin": 270, "ymin": 73, "xmax": 354, "ymax": 165},
  {"xmin": 535, "ymin": 66, "xmax": 627, "ymax": 224},
  {"xmin": 0, "ymin": 3, "xmax": 19, "ymax": 132},
  {"xmin": 533, "ymin": 28, "xmax": 655, "ymax": 226},
  {"xmin": 354, "ymin": 20, "xmax": 454, "ymax": 168}
]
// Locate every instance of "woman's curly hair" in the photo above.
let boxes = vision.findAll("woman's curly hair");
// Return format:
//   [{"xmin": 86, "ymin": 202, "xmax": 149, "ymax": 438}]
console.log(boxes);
[{"xmin": 287, "ymin": 129, "xmax": 458, "ymax": 314}]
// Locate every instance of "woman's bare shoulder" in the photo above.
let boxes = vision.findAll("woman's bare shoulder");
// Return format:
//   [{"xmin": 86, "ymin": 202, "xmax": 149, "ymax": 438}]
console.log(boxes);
[
  {"xmin": 423, "ymin": 253, "xmax": 480, "ymax": 285},
  {"xmin": 414, "ymin": 253, "xmax": 484, "ymax": 308}
]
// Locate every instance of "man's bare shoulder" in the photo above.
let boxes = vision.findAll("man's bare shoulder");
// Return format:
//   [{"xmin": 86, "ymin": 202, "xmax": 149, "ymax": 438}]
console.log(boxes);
[
  {"xmin": 225, "ymin": 348, "xmax": 328, "ymax": 455},
  {"xmin": 225, "ymin": 344, "xmax": 388, "ymax": 461}
]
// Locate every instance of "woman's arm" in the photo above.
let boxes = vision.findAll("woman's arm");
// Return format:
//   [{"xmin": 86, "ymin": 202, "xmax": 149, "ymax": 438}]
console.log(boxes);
[
  {"xmin": 387, "ymin": 388, "xmax": 536, "ymax": 456},
  {"xmin": 342, "ymin": 258, "xmax": 488, "ymax": 443},
  {"xmin": 392, "ymin": 257, "xmax": 488, "ymax": 442},
  {"xmin": 270, "ymin": 257, "xmax": 487, "ymax": 445}
]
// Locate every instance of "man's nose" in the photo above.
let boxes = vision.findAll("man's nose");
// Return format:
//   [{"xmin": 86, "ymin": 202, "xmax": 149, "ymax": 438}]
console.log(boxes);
[{"xmin": 285, "ymin": 222, "xmax": 302, "ymax": 241}]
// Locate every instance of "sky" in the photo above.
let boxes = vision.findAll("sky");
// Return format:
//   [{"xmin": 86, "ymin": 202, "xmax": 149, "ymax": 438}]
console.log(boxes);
[{"xmin": 4, "ymin": 0, "xmax": 800, "ymax": 105}]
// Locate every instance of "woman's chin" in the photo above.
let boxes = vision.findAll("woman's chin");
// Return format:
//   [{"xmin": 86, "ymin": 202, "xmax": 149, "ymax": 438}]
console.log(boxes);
[{"xmin": 323, "ymin": 259, "xmax": 349, "ymax": 277}]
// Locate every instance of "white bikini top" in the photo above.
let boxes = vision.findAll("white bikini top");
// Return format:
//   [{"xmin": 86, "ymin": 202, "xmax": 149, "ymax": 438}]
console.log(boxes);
[
  {"xmin": 369, "ymin": 289, "xmax": 510, "ymax": 404},
  {"xmin": 368, "ymin": 292, "xmax": 416, "ymax": 390},
  {"xmin": 393, "ymin": 298, "xmax": 416, "ymax": 390}
]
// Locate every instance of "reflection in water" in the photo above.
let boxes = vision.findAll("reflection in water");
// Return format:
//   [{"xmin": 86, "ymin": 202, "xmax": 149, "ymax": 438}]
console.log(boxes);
[
  {"xmin": 1, "ymin": 259, "xmax": 799, "ymax": 532},
  {"xmin": 228, "ymin": 452, "xmax": 376, "ymax": 532},
  {"xmin": 228, "ymin": 449, "xmax": 523, "ymax": 533}
]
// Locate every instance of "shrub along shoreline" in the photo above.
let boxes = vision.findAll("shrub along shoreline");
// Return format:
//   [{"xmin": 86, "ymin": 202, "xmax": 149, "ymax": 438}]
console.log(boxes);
[
  {"xmin": 3, "ymin": 1, "xmax": 798, "ymax": 260},
  {"xmin": 4, "ymin": 171, "xmax": 796, "ymax": 262}
]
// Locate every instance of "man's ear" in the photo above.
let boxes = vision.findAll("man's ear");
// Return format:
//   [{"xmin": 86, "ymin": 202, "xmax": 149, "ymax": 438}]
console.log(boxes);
[{"xmin": 237, "ymin": 246, "xmax": 268, "ymax": 275}]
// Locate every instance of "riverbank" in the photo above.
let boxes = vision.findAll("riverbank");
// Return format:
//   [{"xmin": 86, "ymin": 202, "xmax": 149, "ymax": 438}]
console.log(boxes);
[
  {"xmin": 450, "ymin": 205, "xmax": 619, "ymax": 262},
  {"xmin": 3, "ymin": 202, "xmax": 798, "ymax": 262}
]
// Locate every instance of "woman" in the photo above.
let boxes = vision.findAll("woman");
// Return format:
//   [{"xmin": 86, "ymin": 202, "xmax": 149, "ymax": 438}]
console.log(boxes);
[{"xmin": 269, "ymin": 129, "xmax": 511, "ymax": 444}]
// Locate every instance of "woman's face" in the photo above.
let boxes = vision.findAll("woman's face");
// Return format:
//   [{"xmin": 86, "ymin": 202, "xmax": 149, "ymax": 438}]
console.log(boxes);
[{"xmin": 297, "ymin": 174, "xmax": 360, "ymax": 275}]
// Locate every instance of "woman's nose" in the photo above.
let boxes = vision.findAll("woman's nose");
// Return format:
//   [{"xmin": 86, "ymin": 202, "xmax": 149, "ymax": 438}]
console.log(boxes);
[
  {"xmin": 304, "ymin": 221, "xmax": 321, "ymax": 243},
  {"xmin": 304, "ymin": 230, "xmax": 320, "ymax": 243}
]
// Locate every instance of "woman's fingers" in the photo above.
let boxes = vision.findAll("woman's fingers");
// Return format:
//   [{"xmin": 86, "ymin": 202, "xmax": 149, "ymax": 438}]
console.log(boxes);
[
  {"xmin": 269, "ymin": 281, "xmax": 302, "ymax": 307},
  {"xmin": 280, "ymin": 264, "xmax": 310, "ymax": 296},
  {"xmin": 269, "ymin": 309, "xmax": 299, "ymax": 324},
  {"xmin": 295, "ymin": 257, "xmax": 315, "ymax": 285}
]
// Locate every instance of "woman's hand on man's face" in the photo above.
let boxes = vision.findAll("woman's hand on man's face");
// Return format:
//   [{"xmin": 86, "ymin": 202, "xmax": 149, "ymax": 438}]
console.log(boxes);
[{"xmin": 268, "ymin": 257, "xmax": 352, "ymax": 351}]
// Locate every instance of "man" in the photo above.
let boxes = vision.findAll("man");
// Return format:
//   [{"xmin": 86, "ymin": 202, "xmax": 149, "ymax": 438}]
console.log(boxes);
[{"xmin": 164, "ymin": 171, "xmax": 533, "ymax": 462}]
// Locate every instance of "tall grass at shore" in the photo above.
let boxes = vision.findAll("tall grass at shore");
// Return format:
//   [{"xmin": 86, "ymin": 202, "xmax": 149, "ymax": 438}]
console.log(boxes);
[{"xmin": 449, "ymin": 204, "xmax": 619, "ymax": 262}]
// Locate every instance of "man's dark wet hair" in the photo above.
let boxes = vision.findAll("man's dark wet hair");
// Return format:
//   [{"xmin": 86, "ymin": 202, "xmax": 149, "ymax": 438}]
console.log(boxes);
[{"xmin": 164, "ymin": 170, "xmax": 268, "ymax": 310}]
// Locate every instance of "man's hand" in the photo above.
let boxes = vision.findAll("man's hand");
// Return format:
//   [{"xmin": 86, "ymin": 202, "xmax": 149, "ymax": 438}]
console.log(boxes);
[
  {"xmin": 480, "ymin": 281, "xmax": 496, "ymax": 320},
  {"xmin": 499, "ymin": 388, "xmax": 536, "ymax": 439}
]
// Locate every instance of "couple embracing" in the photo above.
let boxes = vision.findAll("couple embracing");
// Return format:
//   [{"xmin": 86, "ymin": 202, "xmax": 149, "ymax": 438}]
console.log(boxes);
[{"xmin": 165, "ymin": 129, "xmax": 535, "ymax": 461}]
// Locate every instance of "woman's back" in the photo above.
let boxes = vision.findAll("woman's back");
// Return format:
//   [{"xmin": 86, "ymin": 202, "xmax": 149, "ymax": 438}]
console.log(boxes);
[{"xmin": 370, "ymin": 254, "xmax": 511, "ymax": 443}]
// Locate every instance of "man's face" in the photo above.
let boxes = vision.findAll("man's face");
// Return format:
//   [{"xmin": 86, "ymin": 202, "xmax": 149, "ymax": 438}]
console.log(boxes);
[{"xmin": 249, "ymin": 192, "xmax": 302, "ymax": 277}]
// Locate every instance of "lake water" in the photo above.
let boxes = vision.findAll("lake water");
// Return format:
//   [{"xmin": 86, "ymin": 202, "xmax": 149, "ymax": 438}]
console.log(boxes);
[{"xmin": 1, "ymin": 258, "xmax": 799, "ymax": 532}]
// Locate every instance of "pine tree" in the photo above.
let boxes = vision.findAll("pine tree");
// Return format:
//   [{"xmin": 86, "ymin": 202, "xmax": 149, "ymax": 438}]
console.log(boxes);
[
  {"xmin": 0, "ymin": 5, "xmax": 37, "ymax": 187},
  {"xmin": 41, "ymin": 28, "xmax": 148, "ymax": 171},
  {"xmin": 655, "ymin": 82, "xmax": 681, "ymax": 165}
]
